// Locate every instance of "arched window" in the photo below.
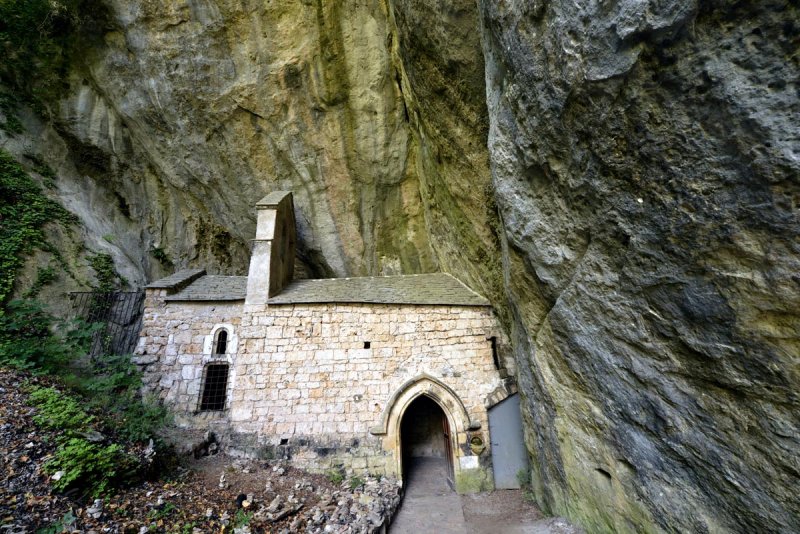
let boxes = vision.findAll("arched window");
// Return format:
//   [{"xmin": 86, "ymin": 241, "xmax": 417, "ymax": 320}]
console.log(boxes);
[
  {"xmin": 199, "ymin": 363, "xmax": 229, "ymax": 411},
  {"xmin": 214, "ymin": 329, "xmax": 228, "ymax": 355}
]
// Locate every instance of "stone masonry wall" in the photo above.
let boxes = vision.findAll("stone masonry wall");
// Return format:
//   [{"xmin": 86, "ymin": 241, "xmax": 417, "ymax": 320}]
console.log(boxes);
[
  {"xmin": 135, "ymin": 289, "xmax": 243, "ymax": 409},
  {"xmin": 135, "ymin": 290, "xmax": 509, "ymax": 490}
]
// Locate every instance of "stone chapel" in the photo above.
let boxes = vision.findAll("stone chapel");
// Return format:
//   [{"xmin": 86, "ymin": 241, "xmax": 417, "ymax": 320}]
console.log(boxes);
[{"xmin": 135, "ymin": 192, "xmax": 525, "ymax": 492}]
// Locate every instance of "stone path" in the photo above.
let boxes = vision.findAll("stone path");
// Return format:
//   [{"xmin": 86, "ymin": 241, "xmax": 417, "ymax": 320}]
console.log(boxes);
[
  {"xmin": 389, "ymin": 457, "xmax": 583, "ymax": 534},
  {"xmin": 389, "ymin": 457, "xmax": 467, "ymax": 534},
  {"xmin": 461, "ymin": 491, "xmax": 582, "ymax": 534}
]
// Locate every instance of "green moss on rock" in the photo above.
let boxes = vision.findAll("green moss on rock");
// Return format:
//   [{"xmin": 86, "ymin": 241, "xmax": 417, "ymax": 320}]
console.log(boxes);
[{"xmin": 455, "ymin": 467, "xmax": 494, "ymax": 494}]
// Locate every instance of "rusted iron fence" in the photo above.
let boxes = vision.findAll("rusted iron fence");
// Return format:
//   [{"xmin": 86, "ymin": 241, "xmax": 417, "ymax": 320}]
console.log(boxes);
[{"xmin": 69, "ymin": 291, "xmax": 144, "ymax": 357}]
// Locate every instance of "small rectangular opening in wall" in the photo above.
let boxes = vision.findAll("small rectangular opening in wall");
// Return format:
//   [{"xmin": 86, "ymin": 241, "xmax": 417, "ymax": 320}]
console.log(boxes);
[
  {"xmin": 199, "ymin": 364, "xmax": 229, "ymax": 411},
  {"xmin": 489, "ymin": 336, "xmax": 501, "ymax": 370},
  {"xmin": 364, "ymin": 341, "xmax": 371, "ymax": 349}
]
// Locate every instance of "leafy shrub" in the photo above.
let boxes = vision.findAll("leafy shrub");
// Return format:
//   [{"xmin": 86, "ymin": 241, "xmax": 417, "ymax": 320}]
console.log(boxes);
[
  {"xmin": 349, "ymin": 476, "xmax": 365, "ymax": 490},
  {"xmin": 148, "ymin": 502, "xmax": 177, "ymax": 520},
  {"xmin": 80, "ymin": 353, "xmax": 169, "ymax": 443},
  {"xmin": 0, "ymin": 300, "xmax": 96, "ymax": 373},
  {"xmin": 37, "ymin": 511, "xmax": 76, "ymax": 534},
  {"xmin": 233, "ymin": 509, "xmax": 253, "ymax": 527},
  {"xmin": 27, "ymin": 375, "xmax": 167, "ymax": 496},
  {"xmin": 28, "ymin": 386, "xmax": 93, "ymax": 432},
  {"xmin": 326, "ymin": 468, "xmax": 344, "ymax": 485},
  {"xmin": 117, "ymin": 395, "xmax": 169, "ymax": 443},
  {"xmin": 44, "ymin": 437, "xmax": 124, "ymax": 496}
]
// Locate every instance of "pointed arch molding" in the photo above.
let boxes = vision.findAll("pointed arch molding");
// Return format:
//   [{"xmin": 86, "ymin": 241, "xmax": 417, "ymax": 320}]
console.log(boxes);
[{"xmin": 369, "ymin": 373, "xmax": 481, "ymax": 436}]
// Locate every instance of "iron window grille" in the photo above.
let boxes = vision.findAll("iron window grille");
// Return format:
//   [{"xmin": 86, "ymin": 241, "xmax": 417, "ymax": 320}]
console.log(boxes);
[{"xmin": 199, "ymin": 363, "xmax": 229, "ymax": 411}]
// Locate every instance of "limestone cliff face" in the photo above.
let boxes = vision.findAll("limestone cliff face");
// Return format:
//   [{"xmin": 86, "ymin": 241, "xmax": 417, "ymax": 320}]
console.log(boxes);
[
  {"xmin": 8, "ymin": 0, "xmax": 500, "ymax": 306},
  {"xmin": 481, "ymin": 0, "xmax": 799, "ymax": 531},
  {"xmin": 4, "ymin": 0, "xmax": 799, "ymax": 531}
]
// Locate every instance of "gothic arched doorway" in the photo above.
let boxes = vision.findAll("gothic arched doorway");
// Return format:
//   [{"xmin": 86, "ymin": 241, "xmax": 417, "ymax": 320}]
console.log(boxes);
[{"xmin": 400, "ymin": 395, "xmax": 455, "ymax": 490}]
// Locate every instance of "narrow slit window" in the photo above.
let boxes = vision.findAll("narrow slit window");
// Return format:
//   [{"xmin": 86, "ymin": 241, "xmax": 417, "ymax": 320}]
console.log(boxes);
[
  {"xmin": 199, "ymin": 364, "xmax": 229, "ymax": 411},
  {"xmin": 489, "ymin": 336, "xmax": 500, "ymax": 370},
  {"xmin": 214, "ymin": 330, "xmax": 228, "ymax": 355}
]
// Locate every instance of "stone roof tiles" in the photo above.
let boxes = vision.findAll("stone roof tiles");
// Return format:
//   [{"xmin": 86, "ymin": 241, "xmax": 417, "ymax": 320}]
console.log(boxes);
[
  {"xmin": 269, "ymin": 273, "xmax": 490, "ymax": 306},
  {"xmin": 146, "ymin": 269, "xmax": 205, "ymax": 290},
  {"xmin": 159, "ymin": 272, "xmax": 490, "ymax": 306},
  {"xmin": 164, "ymin": 275, "xmax": 248, "ymax": 301}
]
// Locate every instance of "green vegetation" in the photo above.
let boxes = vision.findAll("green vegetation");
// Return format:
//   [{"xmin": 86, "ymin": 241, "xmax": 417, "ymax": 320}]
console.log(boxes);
[
  {"xmin": 0, "ymin": 299, "xmax": 94, "ymax": 373},
  {"xmin": 0, "ymin": 295, "xmax": 169, "ymax": 498},
  {"xmin": 24, "ymin": 153, "xmax": 58, "ymax": 188},
  {"xmin": 29, "ymin": 386, "xmax": 94, "ymax": 431},
  {"xmin": 348, "ymin": 475, "xmax": 365, "ymax": 490},
  {"xmin": 516, "ymin": 468, "xmax": 537, "ymax": 502},
  {"xmin": 516, "ymin": 467, "xmax": 531, "ymax": 489},
  {"xmin": 148, "ymin": 503, "xmax": 178, "ymax": 521},
  {"xmin": 88, "ymin": 252, "xmax": 125, "ymax": 292},
  {"xmin": 151, "ymin": 246, "xmax": 173, "ymax": 267},
  {"xmin": 233, "ymin": 509, "xmax": 253, "ymax": 527},
  {"xmin": 0, "ymin": 150, "xmax": 77, "ymax": 306},
  {"xmin": 326, "ymin": 467, "xmax": 345, "ymax": 485},
  {"xmin": 0, "ymin": 0, "xmax": 107, "ymax": 109},
  {"xmin": 36, "ymin": 511, "xmax": 76, "ymax": 534},
  {"xmin": 27, "ymin": 383, "xmax": 130, "ymax": 497},
  {"xmin": 0, "ymin": 92, "xmax": 23, "ymax": 134},
  {"xmin": 22, "ymin": 265, "xmax": 58, "ymax": 299},
  {"xmin": 44, "ymin": 438, "xmax": 124, "ymax": 496},
  {"xmin": 78, "ymin": 353, "xmax": 169, "ymax": 443},
  {"xmin": 22, "ymin": 346, "xmax": 169, "ymax": 496}
]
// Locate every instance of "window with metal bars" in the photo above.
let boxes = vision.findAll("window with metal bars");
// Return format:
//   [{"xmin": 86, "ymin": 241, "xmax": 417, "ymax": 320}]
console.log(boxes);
[
  {"xmin": 199, "ymin": 364, "xmax": 229, "ymax": 411},
  {"xmin": 214, "ymin": 329, "xmax": 228, "ymax": 355}
]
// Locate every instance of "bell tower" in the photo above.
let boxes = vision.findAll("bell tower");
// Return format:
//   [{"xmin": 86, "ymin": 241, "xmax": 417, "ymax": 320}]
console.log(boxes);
[{"xmin": 245, "ymin": 191, "xmax": 296, "ymax": 305}]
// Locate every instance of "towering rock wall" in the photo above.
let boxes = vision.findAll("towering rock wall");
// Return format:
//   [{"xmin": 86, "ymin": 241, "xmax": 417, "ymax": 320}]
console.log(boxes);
[
  {"xmin": 5, "ymin": 0, "xmax": 501, "ymax": 307},
  {"xmin": 3, "ymin": 0, "xmax": 798, "ymax": 531},
  {"xmin": 480, "ymin": 0, "xmax": 799, "ymax": 531}
]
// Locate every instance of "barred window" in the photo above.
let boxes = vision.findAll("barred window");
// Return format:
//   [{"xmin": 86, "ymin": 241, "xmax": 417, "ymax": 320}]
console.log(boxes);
[
  {"xmin": 199, "ymin": 364, "xmax": 229, "ymax": 411},
  {"xmin": 214, "ymin": 329, "xmax": 228, "ymax": 355}
]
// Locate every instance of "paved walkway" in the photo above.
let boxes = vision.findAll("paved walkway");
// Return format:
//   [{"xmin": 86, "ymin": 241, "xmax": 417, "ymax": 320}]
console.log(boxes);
[
  {"xmin": 389, "ymin": 457, "xmax": 583, "ymax": 534},
  {"xmin": 389, "ymin": 457, "xmax": 467, "ymax": 534}
]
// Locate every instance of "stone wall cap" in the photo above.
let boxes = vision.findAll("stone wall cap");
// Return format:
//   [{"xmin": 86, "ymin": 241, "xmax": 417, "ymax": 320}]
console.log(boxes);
[
  {"xmin": 146, "ymin": 268, "xmax": 206, "ymax": 290},
  {"xmin": 256, "ymin": 191, "xmax": 292, "ymax": 208}
]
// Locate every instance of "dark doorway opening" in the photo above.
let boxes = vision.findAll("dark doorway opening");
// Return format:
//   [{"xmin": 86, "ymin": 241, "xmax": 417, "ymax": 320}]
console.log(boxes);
[{"xmin": 400, "ymin": 395, "xmax": 454, "ymax": 492}]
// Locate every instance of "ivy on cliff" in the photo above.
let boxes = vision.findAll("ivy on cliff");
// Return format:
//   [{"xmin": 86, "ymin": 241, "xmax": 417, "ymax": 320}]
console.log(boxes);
[
  {"xmin": 0, "ymin": 150, "xmax": 76, "ymax": 306},
  {"xmin": 0, "ymin": 0, "xmax": 108, "ymax": 107}
]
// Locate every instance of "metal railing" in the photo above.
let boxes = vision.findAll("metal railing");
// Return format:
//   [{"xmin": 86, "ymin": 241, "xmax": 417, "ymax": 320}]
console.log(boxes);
[{"xmin": 69, "ymin": 291, "xmax": 144, "ymax": 357}]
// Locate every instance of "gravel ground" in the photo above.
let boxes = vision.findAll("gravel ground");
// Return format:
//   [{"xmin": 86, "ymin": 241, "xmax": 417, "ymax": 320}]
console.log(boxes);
[{"xmin": 0, "ymin": 368, "xmax": 401, "ymax": 533}]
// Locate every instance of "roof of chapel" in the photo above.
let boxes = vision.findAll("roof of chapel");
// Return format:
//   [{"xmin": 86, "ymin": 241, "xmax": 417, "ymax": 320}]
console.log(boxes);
[{"xmin": 153, "ymin": 271, "xmax": 490, "ymax": 307}]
